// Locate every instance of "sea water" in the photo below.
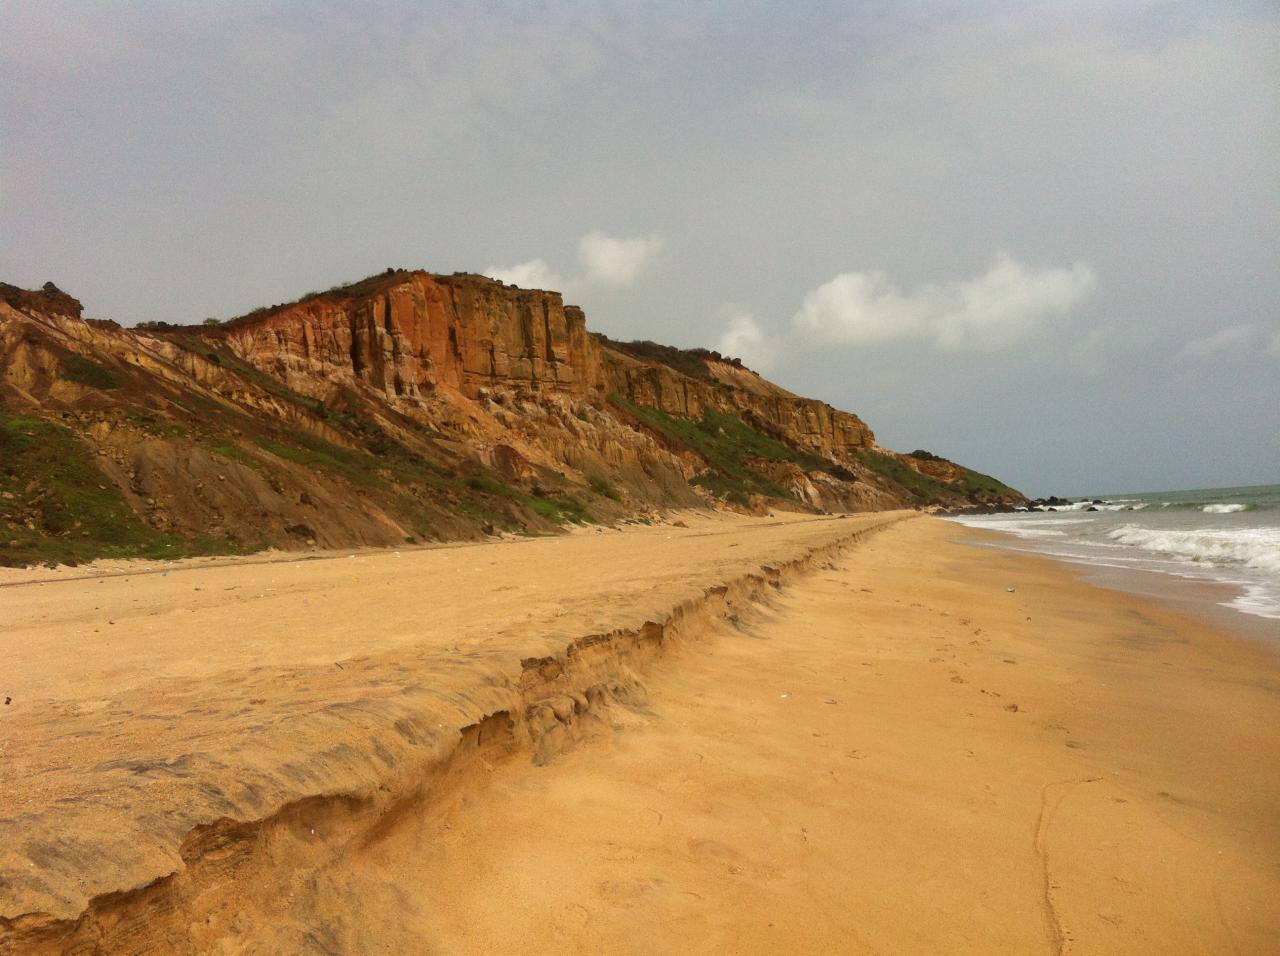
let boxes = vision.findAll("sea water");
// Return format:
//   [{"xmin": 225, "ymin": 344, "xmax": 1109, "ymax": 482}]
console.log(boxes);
[{"xmin": 948, "ymin": 484, "xmax": 1280, "ymax": 623}]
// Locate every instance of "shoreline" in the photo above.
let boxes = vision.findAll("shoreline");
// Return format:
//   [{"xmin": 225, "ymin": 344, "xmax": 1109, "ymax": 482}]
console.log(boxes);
[
  {"xmin": 2, "ymin": 514, "xmax": 1277, "ymax": 953},
  {"xmin": 951, "ymin": 524, "xmax": 1280, "ymax": 645}
]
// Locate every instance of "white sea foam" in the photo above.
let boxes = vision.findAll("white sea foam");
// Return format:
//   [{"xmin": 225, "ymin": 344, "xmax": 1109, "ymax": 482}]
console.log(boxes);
[
  {"xmin": 1105, "ymin": 524, "xmax": 1280, "ymax": 574},
  {"xmin": 950, "ymin": 516, "xmax": 1092, "ymax": 538},
  {"xmin": 954, "ymin": 520, "xmax": 1067, "ymax": 538},
  {"xmin": 949, "ymin": 485, "xmax": 1280, "ymax": 622},
  {"xmin": 1227, "ymin": 584, "xmax": 1280, "ymax": 621},
  {"xmin": 1033, "ymin": 501, "xmax": 1146, "ymax": 512}
]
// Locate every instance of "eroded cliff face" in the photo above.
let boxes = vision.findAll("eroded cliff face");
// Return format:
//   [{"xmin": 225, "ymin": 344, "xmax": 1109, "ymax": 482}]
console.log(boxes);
[
  {"xmin": 216, "ymin": 272, "xmax": 601, "ymax": 403},
  {"xmin": 206, "ymin": 272, "xmax": 874, "ymax": 469},
  {"xmin": 601, "ymin": 350, "xmax": 874, "ymax": 463},
  {"xmin": 0, "ymin": 272, "xmax": 1023, "ymax": 566}
]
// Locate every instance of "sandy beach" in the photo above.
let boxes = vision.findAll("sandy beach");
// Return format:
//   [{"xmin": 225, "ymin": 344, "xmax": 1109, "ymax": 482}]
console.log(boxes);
[{"xmin": 2, "ymin": 514, "xmax": 1278, "ymax": 954}]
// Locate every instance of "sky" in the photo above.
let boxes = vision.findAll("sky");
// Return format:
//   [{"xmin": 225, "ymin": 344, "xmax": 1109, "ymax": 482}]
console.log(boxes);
[{"xmin": 2, "ymin": 1, "xmax": 1277, "ymax": 496}]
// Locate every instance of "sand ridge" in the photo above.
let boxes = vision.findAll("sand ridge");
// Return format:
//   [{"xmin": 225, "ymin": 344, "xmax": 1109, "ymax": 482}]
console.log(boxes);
[
  {"xmin": 388, "ymin": 519, "xmax": 1280, "ymax": 955},
  {"xmin": 0, "ymin": 511, "xmax": 905, "ymax": 942}
]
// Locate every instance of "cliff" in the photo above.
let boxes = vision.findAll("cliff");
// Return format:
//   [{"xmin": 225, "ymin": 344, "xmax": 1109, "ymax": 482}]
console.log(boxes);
[
  {"xmin": 0, "ymin": 271, "xmax": 1024, "ymax": 566},
  {"xmin": 212, "ymin": 271, "xmax": 602, "ymax": 402}
]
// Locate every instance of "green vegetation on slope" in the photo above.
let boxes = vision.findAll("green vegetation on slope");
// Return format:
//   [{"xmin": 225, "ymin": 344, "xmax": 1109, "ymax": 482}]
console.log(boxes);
[
  {"xmin": 61, "ymin": 354, "xmax": 120, "ymax": 390},
  {"xmin": 609, "ymin": 394, "xmax": 830, "ymax": 504},
  {"xmin": 164, "ymin": 339, "xmax": 600, "ymax": 529},
  {"xmin": 854, "ymin": 449, "xmax": 952, "ymax": 501},
  {"xmin": 856, "ymin": 450, "xmax": 1018, "ymax": 504},
  {"xmin": 597, "ymin": 336, "xmax": 750, "ymax": 382},
  {"xmin": 463, "ymin": 474, "xmax": 592, "ymax": 525},
  {"xmin": 955, "ymin": 466, "xmax": 1020, "ymax": 499},
  {"xmin": 174, "ymin": 335, "xmax": 327, "ymax": 414},
  {"xmin": 0, "ymin": 405, "xmax": 243, "ymax": 567}
]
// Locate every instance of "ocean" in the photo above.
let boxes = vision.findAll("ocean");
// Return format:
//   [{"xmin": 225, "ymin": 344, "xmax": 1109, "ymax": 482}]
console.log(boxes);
[{"xmin": 948, "ymin": 484, "xmax": 1280, "ymax": 623}]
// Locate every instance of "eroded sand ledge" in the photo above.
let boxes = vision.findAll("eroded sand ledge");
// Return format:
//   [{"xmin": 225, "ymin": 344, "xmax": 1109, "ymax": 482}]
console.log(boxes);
[
  {"xmin": 0, "ymin": 512, "xmax": 905, "ymax": 951},
  {"xmin": 2, "ymin": 514, "xmax": 1278, "ymax": 954}
]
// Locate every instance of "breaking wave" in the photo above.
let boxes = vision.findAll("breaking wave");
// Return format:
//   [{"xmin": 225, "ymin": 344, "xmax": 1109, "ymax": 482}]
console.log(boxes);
[
  {"xmin": 1202, "ymin": 503, "xmax": 1247, "ymax": 514},
  {"xmin": 1105, "ymin": 524, "xmax": 1280, "ymax": 574}
]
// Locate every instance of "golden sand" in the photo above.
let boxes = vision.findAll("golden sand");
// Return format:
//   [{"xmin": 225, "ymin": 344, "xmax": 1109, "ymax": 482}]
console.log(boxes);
[{"xmin": 2, "ymin": 515, "xmax": 1277, "ymax": 953}]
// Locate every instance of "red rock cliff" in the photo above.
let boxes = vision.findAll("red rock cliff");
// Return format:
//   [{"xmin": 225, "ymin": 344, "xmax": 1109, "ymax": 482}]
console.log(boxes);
[
  {"xmin": 217, "ymin": 272, "xmax": 873, "ymax": 464},
  {"xmin": 219, "ymin": 272, "xmax": 601, "ymax": 403}
]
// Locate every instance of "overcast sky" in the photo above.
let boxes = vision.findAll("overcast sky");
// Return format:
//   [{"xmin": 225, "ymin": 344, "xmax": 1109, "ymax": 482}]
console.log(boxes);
[{"xmin": 2, "ymin": 1, "xmax": 1277, "ymax": 495}]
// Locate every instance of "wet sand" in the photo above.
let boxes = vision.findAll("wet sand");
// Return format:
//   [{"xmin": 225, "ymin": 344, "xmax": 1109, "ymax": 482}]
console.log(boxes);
[{"xmin": 2, "ymin": 514, "xmax": 1278, "ymax": 954}]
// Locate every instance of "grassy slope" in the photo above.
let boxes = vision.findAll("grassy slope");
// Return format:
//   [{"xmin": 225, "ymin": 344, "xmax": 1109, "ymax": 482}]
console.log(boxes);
[
  {"xmin": 609, "ymin": 395, "xmax": 1015, "ymax": 509},
  {"xmin": 163, "ymin": 336, "xmax": 606, "ymax": 537},
  {"xmin": 856, "ymin": 449, "xmax": 1019, "ymax": 504},
  {"xmin": 0, "ymin": 404, "xmax": 244, "ymax": 567},
  {"xmin": 608, "ymin": 394, "xmax": 832, "ymax": 506},
  {"xmin": 3, "ymin": 337, "xmax": 609, "ymax": 566}
]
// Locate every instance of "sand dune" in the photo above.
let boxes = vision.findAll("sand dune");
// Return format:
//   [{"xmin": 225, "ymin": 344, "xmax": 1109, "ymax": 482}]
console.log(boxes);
[{"xmin": 2, "ymin": 515, "xmax": 1278, "ymax": 954}]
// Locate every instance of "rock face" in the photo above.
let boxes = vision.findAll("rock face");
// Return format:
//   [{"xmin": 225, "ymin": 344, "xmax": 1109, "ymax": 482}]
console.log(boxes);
[
  {"xmin": 216, "ymin": 272, "xmax": 602, "ymax": 404},
  {"xmin": 204, "ymin": 272, "xmax": 872, "ymax": 465},
  {"xmin": 0, "ymin": 271, "xmax": 1025, "ymax": 566},
  {"xmin": 603, "ymin": 349, "xmax": 874, "ymax": 462}
]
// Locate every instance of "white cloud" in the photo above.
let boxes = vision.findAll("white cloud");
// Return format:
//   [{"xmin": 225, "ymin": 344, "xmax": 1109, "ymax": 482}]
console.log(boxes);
[
  {"xmin": 792, "ymin": 252, "xmax": 1097, "ymax": 352},
  {"xmin": 481, "ymin": 258, "xmax": 565, "ymax": 292},
  {"xmin": 716, "ymin": 311, "xmax": 776, "ymax": 372},
  {"xmin": 1181, "ymin": 323, "xmax": 1258, "ymax": 359},
  {"xmin": 932, "ymin": 253, "xmax": 1098, "ymax": 351},
  {"xmin": 577, "ymin": 231, "xmax": 663, "ymax": 287},
  {"xmin": 484, "ymin": 231, "xmax": 662, "ymax": 296},
  {"xmin": 791, "ymin": 270, "xmax": 935, "ymax": 345}
]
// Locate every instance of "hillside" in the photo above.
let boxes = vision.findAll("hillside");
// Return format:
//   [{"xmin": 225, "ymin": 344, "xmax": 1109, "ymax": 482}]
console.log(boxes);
[{"xmin": 0, "ymin": 272, "xmax": 1023, "ymax": 566}]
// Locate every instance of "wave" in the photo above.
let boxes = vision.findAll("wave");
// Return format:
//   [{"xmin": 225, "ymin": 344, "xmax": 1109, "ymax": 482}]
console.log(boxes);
[
  {"xmin": 1202, "ymin": 503, "xmax": 1247, "ymax": 514},
  {"xmin": 1031, "ymin": 501, "xmax": 1147, "ymax": 512},
  {"xmin": 1105, "ymin": 524, "xmax": 1280, "ymax": 574},
  {"xmin": 1228, "ymin": 584, "xmax": 1280, "ymax": 621}
]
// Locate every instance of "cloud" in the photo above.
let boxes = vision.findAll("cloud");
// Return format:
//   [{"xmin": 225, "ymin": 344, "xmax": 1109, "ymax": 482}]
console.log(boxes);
[
  {"xmin": 715, "ymin": 311, "xmax": 776, "ymax": 372},
  {"xmin": 791, "ymin": 271, "xmax": 934, "ymax": 345},
  {"xmin": 577, "ymin": 231, "xmax": 663, "ymax": 287},
  {"xmin": 484, "ymin": 231, "xmax": 662, "ymax": 297},
  {"xmin": 482, "ymin": 258, "xmax": 565, "ymax": 292},
  {"xmin": 932, "ymin": 254, "xmax": 1099, "ymax": 351},
  {"xmin": 1180, "ymin": 323, "xmax": 1259, "ymax": 359},
  {"xmin": 792, "ymin": 252, "xmax": 1097, "ymax": 352}
]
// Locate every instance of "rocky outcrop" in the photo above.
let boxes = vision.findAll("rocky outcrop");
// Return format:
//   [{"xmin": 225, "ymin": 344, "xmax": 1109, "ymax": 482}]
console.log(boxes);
[
  {"xmin": 215, "ymin": 272, "xmax": 601, "ymax": 403},
  {"xmin": 904, "ymin": 450, "xmax": 970, "ymax": 484},
  {"xmin": 0, "ymin": 281, "xmax": 83, "ymax": 321}
]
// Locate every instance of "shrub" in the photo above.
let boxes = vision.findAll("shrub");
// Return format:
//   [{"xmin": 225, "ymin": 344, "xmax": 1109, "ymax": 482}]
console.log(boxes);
[
  {"xmin": 62, "ymin": 354, "xmax": 119, "ymax": 390},
  {"xmin": 586, "ymin": 473, "xmax": 620, "ymax": 500}
]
